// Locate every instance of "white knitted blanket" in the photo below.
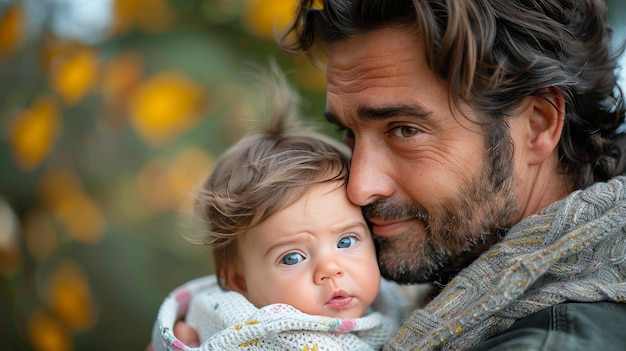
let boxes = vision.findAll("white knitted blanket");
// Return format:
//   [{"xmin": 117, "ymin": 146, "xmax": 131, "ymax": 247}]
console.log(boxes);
[
  {"xmin": 387, "ymin": 176, "xmax": 626, "ymax": 350},
  {"xmin": 152, "ymin": 276, "xmax": 408, "ymax": 351}
]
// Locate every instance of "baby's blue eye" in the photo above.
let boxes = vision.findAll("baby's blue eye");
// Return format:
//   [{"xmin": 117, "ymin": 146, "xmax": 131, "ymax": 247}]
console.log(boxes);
[
  {"xmin": 281, "ymin": 252, "xmax": 304, "ymax": 265},
  {"xmin": 337, "ymin": 236, "xmax": 357, "ymax": 249}
]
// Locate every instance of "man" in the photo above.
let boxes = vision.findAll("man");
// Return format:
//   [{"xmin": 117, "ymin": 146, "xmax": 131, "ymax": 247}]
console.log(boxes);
[{"xmin": 157, "ymin": 0, "xmax": 626, "ymax": 349}]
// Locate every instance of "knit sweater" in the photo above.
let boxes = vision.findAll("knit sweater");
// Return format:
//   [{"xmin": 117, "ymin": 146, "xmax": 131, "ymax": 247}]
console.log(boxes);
[
  {"xmin": 387, "ymin": 176, "xmax": 626, "ymax": 350},
  {"xmin": 152, "ymin": 276, "xmax": 410, "ymax": 351}
]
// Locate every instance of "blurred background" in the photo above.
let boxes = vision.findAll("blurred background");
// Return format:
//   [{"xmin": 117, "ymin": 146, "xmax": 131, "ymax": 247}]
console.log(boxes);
[{"xmin": 0, "ymin": 0, "xmax": 625, "ymax": 350}]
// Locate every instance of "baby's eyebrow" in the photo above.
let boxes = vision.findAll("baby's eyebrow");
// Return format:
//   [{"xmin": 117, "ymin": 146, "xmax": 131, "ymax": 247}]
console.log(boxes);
[
  {"xmin": 328, "ymin": 221, "xmax": 370, "ymax": 235},
  {"xmin": 263, "ymin": 234, "xmax": 306, "ymax": 260}
]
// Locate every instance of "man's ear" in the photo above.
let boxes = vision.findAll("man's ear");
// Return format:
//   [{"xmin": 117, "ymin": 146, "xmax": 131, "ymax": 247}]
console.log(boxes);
[
  {"xmin": 526, "ymin": 87, "xmax": 565, "ymax": 165},
  {"xmin": 221, "ymin": 264, "xmax": 247, "ymax": 295}
]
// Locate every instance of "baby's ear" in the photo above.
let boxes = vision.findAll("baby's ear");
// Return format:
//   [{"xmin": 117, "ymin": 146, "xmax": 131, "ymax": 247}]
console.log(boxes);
[{"xmin": 221, "ymin": 264, "xmax": 247, "ymax": 295}]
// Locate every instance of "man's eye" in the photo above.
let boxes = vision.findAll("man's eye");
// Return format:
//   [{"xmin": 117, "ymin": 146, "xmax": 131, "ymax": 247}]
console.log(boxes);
[
  {"xmin": 390, "ymin": 126, "xmax": 419, "ymax": 138},
  {"xmin": 280, "ymin": 252, "xmax": 305, "ymax": 265},
  {"xmin": 337, "ymin": 236, "xmax": 357, "ymax": 249},
  {"xmin": 340, "ymin": 129, "xmax": 355, "ymax": 149}
]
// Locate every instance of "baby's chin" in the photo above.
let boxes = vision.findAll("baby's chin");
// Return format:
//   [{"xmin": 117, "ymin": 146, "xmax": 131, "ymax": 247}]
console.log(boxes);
[{"xmin": 314, "ymin": 304, "xmax": 367, "ymax": 320}]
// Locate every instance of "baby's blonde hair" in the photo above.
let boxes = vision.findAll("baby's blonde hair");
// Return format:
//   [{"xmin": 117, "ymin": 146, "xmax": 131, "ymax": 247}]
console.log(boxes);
[{"xmin": 194, "ymin": 64, "xmax": 351, "ymax": 289}]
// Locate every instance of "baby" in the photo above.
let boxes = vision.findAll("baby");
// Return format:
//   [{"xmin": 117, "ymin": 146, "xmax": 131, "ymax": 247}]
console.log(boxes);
[{"xmin": 151, "ymin": 66, "xmax": 409, "ymax": 351}]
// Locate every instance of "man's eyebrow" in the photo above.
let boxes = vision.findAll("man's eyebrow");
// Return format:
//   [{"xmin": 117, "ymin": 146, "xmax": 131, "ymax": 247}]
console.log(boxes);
[
  {"xmin": 324, "ymin": 111, "xmax": 343, "ymax": 127},
  {"xmin": 324, "ymin": 105, "xmax": 432, "ymax": 126},
  {"xmin": 358, "ymin": 105, "xmax": 432, "ymax": 120}
]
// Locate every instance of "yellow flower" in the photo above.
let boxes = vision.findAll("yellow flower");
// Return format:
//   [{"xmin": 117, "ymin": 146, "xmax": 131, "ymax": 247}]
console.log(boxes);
[
  {"xmin": 0, "ymin": 4, "xmax": 24, "ymax": 57},
  {"xmin": 112, "ymin": 0, "xmax": 175, "ymax": 35},
  {"xmin": 241, "ymin": 0, "xmax": 297, "ymax": 39},
  {"xmin": 101, "ymin": 51, "xmax": 144, "ymax": 105},
  {"xmin": 128, "ymin": 71, "xmax": 207, "ymax": 146},
  {"xmin": 99, "ymin": 51, "xmax": 144, "ymax": 130},
  {"xmin": 39, "ymin": 168, "xmax": 105, "ymax": 245},
  {"xmin": 168, "ymin": 147, "xmax": 214, "ymax": 212},
  {"xmin": 135, "ymin": 159, "xmax": 171, "ymax": 213},
  {"xmin": 50, "ymin": 47, "xmax": 99, "ymax": 106},
  {"xmin": 28, "ymin": 309, "xmax": 72, "ymax": 351},
  {"xmin": 8, "ymin": 95, "xmax": 61, "ymax": 171},
  {"xmin": 46, "ymin": 259, "xmax": 97, "ymax": 332},
  {"xmin": 136, "ymin": 147, "xmax": 214, "ymax": 213}
]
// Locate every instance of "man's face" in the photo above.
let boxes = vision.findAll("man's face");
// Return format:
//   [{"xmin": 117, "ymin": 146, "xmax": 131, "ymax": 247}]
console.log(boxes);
[{"xmin": 325, "ymin": 26, "xmax": 520, "ymax": 284}]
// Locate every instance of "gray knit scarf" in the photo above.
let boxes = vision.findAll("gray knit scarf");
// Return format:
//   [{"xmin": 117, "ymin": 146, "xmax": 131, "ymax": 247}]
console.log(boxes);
[{"xmin": 387, "ymin": 176, "xmax": 626, "ymax": 350}]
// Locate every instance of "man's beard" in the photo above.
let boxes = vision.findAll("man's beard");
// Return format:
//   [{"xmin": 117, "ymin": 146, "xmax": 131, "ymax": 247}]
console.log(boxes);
[{"xmin": 364, "ymin": 124, "xmax": 519, "ymax": 285}]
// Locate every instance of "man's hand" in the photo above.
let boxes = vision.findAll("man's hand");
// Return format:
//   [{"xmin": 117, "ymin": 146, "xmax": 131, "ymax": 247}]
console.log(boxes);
[{"xmin": 145, "ymin": 321, "xmax": 200, "ymax": 351}]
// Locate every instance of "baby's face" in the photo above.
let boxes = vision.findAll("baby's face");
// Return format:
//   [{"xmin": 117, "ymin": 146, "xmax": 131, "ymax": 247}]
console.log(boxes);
[{"xmin": 231, "ymin": 181, "xmax": 381, "ymax": 319}]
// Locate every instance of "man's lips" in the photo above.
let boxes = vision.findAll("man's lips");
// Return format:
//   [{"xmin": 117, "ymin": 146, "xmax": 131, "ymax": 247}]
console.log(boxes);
[{"xmin": 368, "ymin": 219, "xmax": 413, "ymax": 237}]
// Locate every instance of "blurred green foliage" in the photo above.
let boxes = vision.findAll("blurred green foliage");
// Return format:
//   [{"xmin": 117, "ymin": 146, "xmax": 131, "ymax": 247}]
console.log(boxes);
[
  {"xmin": 0, "ymin": 0, "xmax": 625, "ymax": 350},
  {"xmin": 0, "ymin": 0, "xmax": 330, "ymax": 350}
]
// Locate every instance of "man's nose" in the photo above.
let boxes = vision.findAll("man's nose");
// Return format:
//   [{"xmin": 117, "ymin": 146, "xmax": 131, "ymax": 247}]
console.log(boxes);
[{"xmin": 347, "ymin": 142, "xmax": 394, "ymax": 206}]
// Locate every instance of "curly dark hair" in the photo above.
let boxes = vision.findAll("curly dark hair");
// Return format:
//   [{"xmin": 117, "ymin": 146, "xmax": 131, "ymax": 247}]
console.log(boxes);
[{"xmin": 281, "ymin": 0, "xmax": 626, "ymax": 190}]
